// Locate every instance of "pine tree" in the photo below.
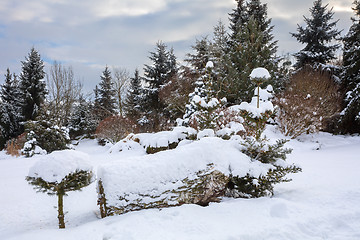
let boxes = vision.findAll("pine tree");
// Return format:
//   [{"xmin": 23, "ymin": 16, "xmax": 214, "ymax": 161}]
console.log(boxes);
[
  {"xmin": 124, "ymin": 69, "xmax": 143, "ymax": 121},
  {"xmin": 97, "ymin": 66, "xmax": 116, "ymax": 120},
  {"xmin": 339, "ymin": 0, "xmax": 360, "ymax": 133},
  {"xmin": 291, "ymin": 0, "xmax": 341, "ymax": 69},
  {"xmin": 19, "ymin": 47, "xmax": 47, "ymax": 121}
]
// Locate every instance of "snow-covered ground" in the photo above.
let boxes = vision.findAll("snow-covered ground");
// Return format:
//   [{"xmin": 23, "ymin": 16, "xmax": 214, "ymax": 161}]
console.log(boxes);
[{"xmin": 1, "ymin": 129, "xmax": 360, "ymax": 240}]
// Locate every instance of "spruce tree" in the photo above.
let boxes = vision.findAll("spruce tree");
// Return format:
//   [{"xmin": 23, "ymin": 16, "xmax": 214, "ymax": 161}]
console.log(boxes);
[
  {"xmin": 218, "ymin": 15, "xmax": 278, "ymax": 104},
  {"xmin": 19, "ymin": 47, "xmax": 47, "ymax": 121},
  {"xmin": 291, "ymin": 0, "xmax": 341, "ymax": 69},
  {"xmin": 219, "ymin": 0, "xmax": 279, "ymax": 104},
  {"xmin": 124, "ymin": 69, "xmax": 143, "ymax": 121},
  {"xmin": 68, "ymin": 96, "xmax": 99, "ymax": 139},
  {"xmin": 185, "ymin": 37, "xmax": 211, "ymax": 75},
  {"xmin": 142, "ymin": 41, "xmax": 177, "ymax": 130},
  {"xmin": 97, "ymin": 66, "xmax": 116, "ymax": 120},
  {"xmin": 339, "ymin": 0, "xmax": 360, "ymax": 133},
  {"xmin": 0, "ymin": 69, "xmax": 23, "ymax": 148}
]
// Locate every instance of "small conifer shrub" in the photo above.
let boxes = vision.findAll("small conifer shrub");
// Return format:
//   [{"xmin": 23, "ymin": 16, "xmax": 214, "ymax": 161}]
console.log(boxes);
[{"xmin": 26, "ymin": 151, "xmax": 94, "ymax": 228}]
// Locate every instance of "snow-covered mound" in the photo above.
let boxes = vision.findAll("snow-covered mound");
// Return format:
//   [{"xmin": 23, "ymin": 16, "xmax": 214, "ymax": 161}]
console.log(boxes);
[
  {"xmin": 108, "ymin": 127, "xmax": 197, "ymax": 154},
  {"xmin": 28, "ymin": 150, "xmax": 92, "ymax": 183},
  {"xmin": 98, "ymin": 137, "xmax": 277, "ymax": 215}
]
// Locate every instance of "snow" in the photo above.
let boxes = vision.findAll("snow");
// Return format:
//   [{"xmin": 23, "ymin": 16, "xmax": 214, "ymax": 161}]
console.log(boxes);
[
  {"xmin": 205, "ymin": 61, "xmax": 214, "ymax": 68},
  {"xmin": 249, "ymin": 67, "xmax": 271, "ymax": 79},
  {"xmin": 28, "ymin": 150, "xmax": 93, "ymax": 183},
  {"xmin": 1, "ymin": 131, "xmax": 360, "ymax": 240}
]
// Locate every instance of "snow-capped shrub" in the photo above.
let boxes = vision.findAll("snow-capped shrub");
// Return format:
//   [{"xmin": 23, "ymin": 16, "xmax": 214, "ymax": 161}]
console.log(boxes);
[
  {"xmin": 226, "ymin": 135, "xmax": 301, "ymax": 198},
  {"xmin": 225, "ymin": 85, "xmax": 301, "ymax": 198},
  {"xmin": 275, "ymin": 66, "xmax": 341, "ymax": 138},
  {"xmin": 26, "ymin": 150, "xmax": 94, "ymax": 228},
  {"xmin": 95, "ymin": 115, "xmax": 139, "ymax": 145},
  {"xmin": 22, "ymin": 120, "xmax": 70, "ymax": 157}
]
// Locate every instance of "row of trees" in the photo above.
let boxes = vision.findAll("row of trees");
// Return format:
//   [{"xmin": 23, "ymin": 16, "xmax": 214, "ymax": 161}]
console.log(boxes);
[{"xmin": 1, "ymin": 0, "xmax": 360, "ymax": 152}]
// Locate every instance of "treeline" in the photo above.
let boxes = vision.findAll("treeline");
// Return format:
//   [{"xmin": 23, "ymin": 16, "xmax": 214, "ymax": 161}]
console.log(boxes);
[{"xmin": 1, "ymin": 0, "xmax": 360, "ymax": 153}]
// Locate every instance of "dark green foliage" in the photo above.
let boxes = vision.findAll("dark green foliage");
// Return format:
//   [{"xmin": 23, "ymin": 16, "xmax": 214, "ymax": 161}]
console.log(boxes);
[
  {"xmin": 227, "ymin": 136, "xmax": 301, "ymax": 198},
  {"xmin": 338, "ymin": 0, "xmax": 360, "ymax": 134},
  {"xmin": 291, "ymin": 0, "xmax": 341, "ymax": 69},
  {"xmin": 142, "ymin": 41, "xmax": 178, "ymax": 130},
  {"xmin": 219, "ymin": 1, "xmax": 279, "ymax": 104},
  {"xmin": 68, "ymin": 96, "xmax": 99, "ymax": 139},
  {"xmin": 124, "ymin": 69, "xmax": 143, "ymax": 121},
  {"xmin": 0, "ymin": 69, "xmax": 23, "ymax": 148},
  {"xmin": 19, "ymin": 47, "xmax": 47, "ymax": 121},
  {"xmin": 26, "ymin": 170, "xmax": 94, "ymax": 228},
  {"xmin": 22, "ymin": 120, "xmax": 69, "ymax": 157},
  {"xmin": 96, "ymin": 66, "xmax": 117, "ymax": 120},
  {"xmin": 227, "ymin": 165, "xmax": 302, "ymax": 198},
  {"xmin": 26, "ymin": 170, "xmax": 94, "ymax": 195},
  {"xmin": 241, "ymin": 137, "xmax": 292, "ymax": 164}
]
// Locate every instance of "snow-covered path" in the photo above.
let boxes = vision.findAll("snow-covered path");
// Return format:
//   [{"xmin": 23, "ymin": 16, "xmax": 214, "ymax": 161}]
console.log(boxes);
[{"xmin": 0, "ymin": 133, "xmax": 360, "ymax": 240}]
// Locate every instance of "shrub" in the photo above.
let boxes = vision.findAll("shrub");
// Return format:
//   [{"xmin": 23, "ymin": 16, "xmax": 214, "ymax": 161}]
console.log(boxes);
[
  {"xmin": 22, "ymin": 120, "xmax": 70, "ymax": 157},
  {"xmin": 26, "ymin": 150, "xmax": 94, "ymax": 228},
  {"xmin": 95, "ymin": 115, "xmax": 139, "ymax": 145},
  {"xmin": 5, "ymin": 133, "xmax": 26, "ymax": 157},
  {"xmin": 275, "ymin": 66, "xmax": 342, "ymax": 138}
]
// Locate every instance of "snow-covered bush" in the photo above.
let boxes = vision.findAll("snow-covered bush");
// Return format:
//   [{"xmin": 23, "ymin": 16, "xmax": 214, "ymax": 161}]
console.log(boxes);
[
  {"xmin": 225, "ymin": 82, "xmax": 301, "ymax": 198},
  {"xmin": 95, "ymin": 115, "xmax": 139, "ymax": 145},
  {"xmin": 22, "ymin": 120, "xmax": 70, "ymax": 157},
  {"xmin": 226, "ymin": 137, "xmax": 301, "ymax": 198},
  {"xmin": 275, "ymin": 66, "xmax": 341, "ymax": 138},
  {"xmin": 26, "ymin": 150, "xmax": 94, "ymax": 228}
]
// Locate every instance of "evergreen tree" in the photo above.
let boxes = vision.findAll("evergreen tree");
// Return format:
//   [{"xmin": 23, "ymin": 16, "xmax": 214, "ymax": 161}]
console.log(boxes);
[
  {"xmin": 185, "ymin": 37, "xmax": 211, "ymax": 75},
  {"xmin": 19, "ymin": 47, "xmax": 47, "ymax": 121},
  {"xmin": 219, "ymin": 0, "xmax": 279, "ymax": 104},
  {"xmin": 229, "ymin": 0, "xmax": 247, "ymax": 40},
  {"xmin": 291, "ymin": 0, "xmax": 341, "ymax": 69},
  {"xmin": 124, "ymin": 69, "xmax": 143, "ymax": 120},
  {"xmin": 0, "ymin": 69, "xmax": 23, "ymax": 148},
  {"xmin": 142, "ymin": 41, "xmax": 178, "ymax": 130},
  {"xmin": 339, "ymin": 0, "xmax": 360, "ymax": 133},
  {"xmin": 97, "ymin": 66, "xmax": 116, "ymax": 120},
  {"xmin": 218, "ymin": 16, "xmax": 278, "ymax": 104},
  {"xmin": 68, "ymin": 96, "xmax": 99, "ymax": 139}
]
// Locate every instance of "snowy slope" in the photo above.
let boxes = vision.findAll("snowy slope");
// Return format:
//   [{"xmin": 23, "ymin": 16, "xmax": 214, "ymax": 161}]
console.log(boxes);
[{"xmin": 1, "ymin": 131, "xmax": 360, "ymax": 240}]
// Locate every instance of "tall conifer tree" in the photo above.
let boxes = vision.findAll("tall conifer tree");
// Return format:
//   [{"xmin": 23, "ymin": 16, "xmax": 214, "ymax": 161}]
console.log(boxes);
[
  {"xmin": 142, "ymin": 41, "xmax": 177, "ymax": 130},
  {"xmin": 19, "ymin": 47, "xmax": 47, "ymax": 121},
  {"xmin": 339, "ymin": 0, "xmax": 360, "ymax": 133},
  {"xmin": 124, "ymin": 69, "xmax": 143, "ymax": 120},
  {"xmin": 291, "ymin": 0, "xmax": 341, "ymax": 69},
  {"xmin": 97, "ymin": 66, "xmax": 116, "ymax": 120}
]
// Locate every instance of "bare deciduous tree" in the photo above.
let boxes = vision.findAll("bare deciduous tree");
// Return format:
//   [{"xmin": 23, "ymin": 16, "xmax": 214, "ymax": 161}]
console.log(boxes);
[
  {"xmin": 112, "ymin": 67, "xmax": 130, "ymax": 116},
  {"xmin": 46, "ymin": 61, "xmax": 82, "ymax": 126}
]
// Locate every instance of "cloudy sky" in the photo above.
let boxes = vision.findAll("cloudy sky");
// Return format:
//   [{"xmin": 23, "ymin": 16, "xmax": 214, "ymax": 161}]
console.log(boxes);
[{"xmin": 0, "ymin": 0, "xmax": 354, "ymax": 94}]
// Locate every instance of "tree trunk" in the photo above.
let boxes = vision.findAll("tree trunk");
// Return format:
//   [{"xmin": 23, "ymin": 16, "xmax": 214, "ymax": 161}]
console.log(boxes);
[{"xmin": 58, "ymin": 192, "xmax": 65, "ymax": 229}]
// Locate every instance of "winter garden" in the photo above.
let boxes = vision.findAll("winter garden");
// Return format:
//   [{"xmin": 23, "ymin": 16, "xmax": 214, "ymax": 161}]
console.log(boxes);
[{"xmin": 1, "ymin": 0, "xmax": 360, "ymax": 239}]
